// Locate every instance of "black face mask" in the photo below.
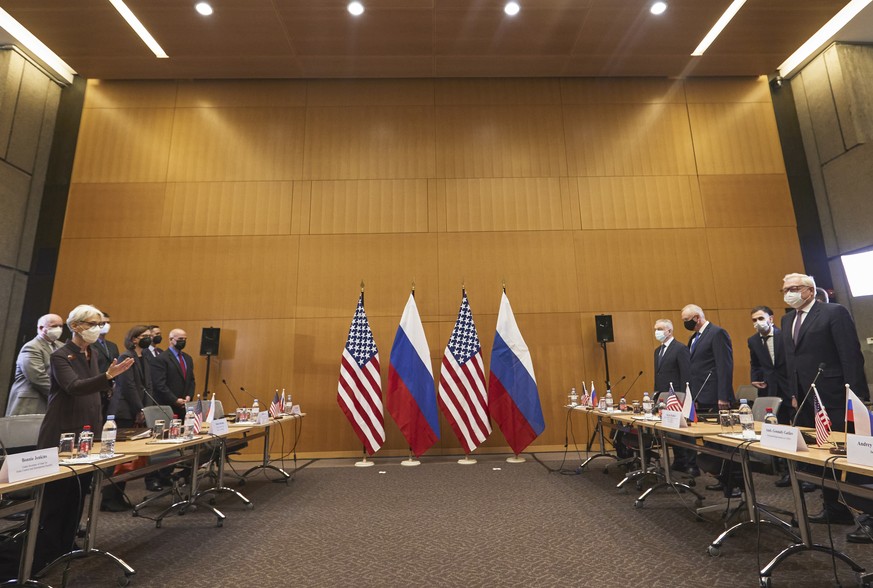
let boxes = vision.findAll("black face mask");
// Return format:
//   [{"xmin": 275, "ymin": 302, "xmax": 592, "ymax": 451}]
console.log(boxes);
[
  {"xmin": 174, "ymin": 340, "xmax": 186, "ymax": 351},
  {"xmin": 683, "ymin": 318, "xmax": 697, "ymax": 331},
  {"xmin": 137, "ymin": 336, "xmax": 152, "ymax": 349},
  {"xmin": 152, "ymin": 335, "xmax": 163, "ymax": 345}
]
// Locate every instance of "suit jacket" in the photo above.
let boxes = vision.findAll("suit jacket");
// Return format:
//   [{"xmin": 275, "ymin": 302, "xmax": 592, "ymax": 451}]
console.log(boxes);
[
  {"xmin": 688, "ymin": 322, "xmax": 734, "ymax": 408},
  {"xmin": 151, "ymin": 348, "xmax": 195, "ymax": 417},
  {"xmin": 108, "ymin": 349, "xmax": 154, "ymax": 421},
  {"xmin": 748, "ymin": 327, "xmax": 789, "ymax": 401},
  {"xmin": 93, "ymin": 337, "xmax": 120, "ymax": 374},
  {"xmin": 6, "ymin": 336, "xmax": 60, "ymax": 416},
  {"xmin": 37, "ymin": 340, "xmax": 112, "ymax": 449},
  {"xmin": 782, "ymin": 301, "xmax": 869, "ymax": 429},
  {"xmin": 653, "ymin": 339, "xmax": 691, "ymax": 393}
]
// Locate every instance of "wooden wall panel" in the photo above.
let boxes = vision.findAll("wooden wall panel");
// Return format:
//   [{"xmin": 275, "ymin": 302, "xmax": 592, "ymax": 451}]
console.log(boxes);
[
  {"xmin": 174, "ymin": 80, "xmax": 307, "ymax": 107},
  {"xmin": 71, "ymin": 108, "xmax": 175, "ymax": 183},
  {"xmin": 307, "ymin": 79, "xmax": 434, "ymax": 106},
  {"xmin": 435, "ymin": 106, "xmax": 567, "ymax": 178},
  {"xmin": 684, "ymin": 77, "xmax": 772, "ymax": 104},
  {"xmin": 63, "ymin": 183, "xmax": 165, "ymax": 239},
  {"xmin": 83, "ymin": 80, "xmax": 177, "ymax": 109},
  {"xmin": 699, "ymin": 174, "xmax": 795, "ymax": 228},
  {"xmin": 435, "ymin": 78, "xmax": 562, "ymax": 105},
  {"xmin": 563, "ymin": 103, "xmax": 696, "ymax": 176},
  {"xmin": 560, "ymin": 78, "xmax": 686, "ymax": 104},
  {"xmin": 688, "ymin": 102, "xmax": 786, "ymax": 175},
  {"xmin": 167, "ymin": 107, "xmax": 306, "ymax": 182},
  {"xmin": 304, "ymin": 106, "xmax": 435, "ymax": 180},
  {"xmin": 575, "ymin": 176, "xmax": 704, "ymax": 229},
  {"xmin": 438, "ymin": 178, "xmax": 566, "ymax": 232},
  {"xmin": 296, "ymin": 234, "xmax": 439, "ymax": 319},
  {"xmin": 309, "ymin": 179, "xmax": 429, "ymax": 234},
  {"xmin": 574, "ymin": 229, "xmax": 717, "ymax": 312},
  {"xmin": 162, "ymin": 182, "xmax": 295, "ymax": 236}
]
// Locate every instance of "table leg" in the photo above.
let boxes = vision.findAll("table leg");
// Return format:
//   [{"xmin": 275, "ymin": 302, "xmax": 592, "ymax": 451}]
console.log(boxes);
[
  {"xmin": 577, "ymin": 415, "xmax": 619, "ymax": 473},
  {"xmin": 192, "ymin": 438, "xmax": 252, "ymax": 509},
  {"xmin": 240, "ymin": 423, "xmax": 290, "ymax": 482}
]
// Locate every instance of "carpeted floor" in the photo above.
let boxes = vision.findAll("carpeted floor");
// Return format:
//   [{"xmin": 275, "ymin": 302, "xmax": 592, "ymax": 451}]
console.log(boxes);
[{"xmin": 36, "ymin": 453, "xmax": 873, "ymax": 587}]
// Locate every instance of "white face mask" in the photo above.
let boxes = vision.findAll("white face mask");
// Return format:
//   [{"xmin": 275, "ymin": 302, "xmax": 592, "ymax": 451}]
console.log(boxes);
[
  {"xmin": 654, "ymin": 330, "xmax": 667, "ymax": 342},
  {"xmin": 100, "ymin": 323, "xmax": 111, "ymax": 335},
  {"xmin": 44, "ymin": 327, "xmax": 62, "ymax": 342},
  {"xmin": 80, "ymin": 325, "xmax": 101, "ymax": 344},
  {"xmin": 753, "ymin": 319, "xmax": 771, "ymax": 334},
  {"xmin": 784, "ymin": 291, "xmax": 805, "ymax": 309}
]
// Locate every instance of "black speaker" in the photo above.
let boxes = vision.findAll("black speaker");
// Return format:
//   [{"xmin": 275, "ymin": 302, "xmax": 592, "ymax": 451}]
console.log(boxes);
[
  {"xmin": 594, "ymin": 315, "xmax": 614, "ymax": 343},
  {"xmin": 200, "ymin": 327, "xmax": 221, "ymax": 356}
]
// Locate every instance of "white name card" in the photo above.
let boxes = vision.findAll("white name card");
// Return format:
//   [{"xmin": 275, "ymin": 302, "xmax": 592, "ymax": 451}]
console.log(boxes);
[
  {"xmin": 0, "ymin": 448, "xmax": 59, "ymax": 483},
  {"xmin": 210, "ymin": 418, "xmax": 229, "ymax": 436},
  {"xmin": 760, "ymin": 423, "xmax": 808, "ymax": 453},
  {"xmin": 846, "ymin": 434, "xmax": 873, "ymax": 467},
  {"xmin": 291, "ymin": 405, "xmax": 302, "ymax": 416},
  {"xmin": 660, "ymin": 410, "xmax": 687, "ymax": 429},
  {"xmin": 256, "ymin": 411, "xmax": 270, "ymax": 425}
]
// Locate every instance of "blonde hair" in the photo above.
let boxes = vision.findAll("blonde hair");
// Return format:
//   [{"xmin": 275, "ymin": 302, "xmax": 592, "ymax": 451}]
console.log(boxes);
[
  {"xmin": 66, "ymin": 304, "xmax": 103, "ymax": 328},
  {"xmin": 783, "ymin": 273, "xmax": 816, "ymax": 288}
]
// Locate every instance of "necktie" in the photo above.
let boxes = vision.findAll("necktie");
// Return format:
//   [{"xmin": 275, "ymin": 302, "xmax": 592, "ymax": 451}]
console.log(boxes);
[
  {"xmin": 179, "ymin": 353, "xmax": 187, "ymax": 379},
  {"xmin": 690, "ymin": 333, "xmax": 699, "ymax": 353},
  {"xmin": 793, "ymin": 310, "xmax": 804, "ymax": 343},
  {"xmin": 657, "ymin": 345, "xmax": 666, "ymax": 367},
  {"xmin": 762, "ymin": 335, "xmax": 774, "ymax": 363}
]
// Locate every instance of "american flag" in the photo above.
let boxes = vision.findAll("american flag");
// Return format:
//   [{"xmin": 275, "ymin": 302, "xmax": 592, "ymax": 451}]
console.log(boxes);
[
  {"xmin": 438, "ymin": 291, "xmax": 491, "ymax": 454},
  {"xmin": 579, "ymin": 382, "xmax": 590, "ymax": 407},
  {"xmin": 813, "ymin": 386, "xmax": 831, "ymax": 447},
  {"xmin": 192, "ymin": 399, "xmax": 203, "ymax": 434},
  {"xmin": 337, "ymin": 293, "xmax": 385, "ymax": 455},
  {"xmin": 664, "ymin": 390, "xmax": 683, "ymax": 413},
  {"xmin": 270, "ymin": 391, "xmax": 283, "ymax": 418}
]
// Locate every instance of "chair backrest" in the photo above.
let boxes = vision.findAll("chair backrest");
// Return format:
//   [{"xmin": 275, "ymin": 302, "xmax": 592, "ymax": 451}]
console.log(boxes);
[
  {"xmin": 0, "ymin": 415, "xmax": 44, "ymax": 453},
  {"xmin": 142, "ymin": 405, "xmax": 175, "ymax": 428},
  {"xmin": 752, "ymin": 396, "xmax": 782, "ymax": 422},
  {"xmin": 736, "ymin": 385, "xmax": 758, "ymax": 403},
  {"xmin": 653, "ymin": 390, "xmax": 685, "ymax": 405},
  {"xmin": 185, "ymin": 399, "xmax": 224, "ymax": 419}
]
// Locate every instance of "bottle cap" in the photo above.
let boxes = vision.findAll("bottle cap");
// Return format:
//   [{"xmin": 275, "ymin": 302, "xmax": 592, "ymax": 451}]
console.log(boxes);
[
  {"xmin": 107, "ymin": 415, "xmax": 115, "ymax": 420},
  {"xmin": 84, "ymin": 425, "xmax": 91, "ymax": 430}
]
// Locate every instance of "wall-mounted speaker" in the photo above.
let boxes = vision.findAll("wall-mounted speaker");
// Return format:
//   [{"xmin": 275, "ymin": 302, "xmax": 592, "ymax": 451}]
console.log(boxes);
[
  {"xmin": 594, "ymin": 315, "xmax": 614, "ymax": 343},
  {"xmin": 200, "ymin": 327, "xmax": 221, "ymax": 356}
]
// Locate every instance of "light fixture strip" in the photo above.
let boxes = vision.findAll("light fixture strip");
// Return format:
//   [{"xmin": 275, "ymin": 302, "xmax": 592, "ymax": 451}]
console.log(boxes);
[
  {"xmin": 778, "ymin": 0, "xmax": 873, "ymax": 78},
  {"xmin": 108, "ymin": 0, "xmax": 168, "ymax": 58},
  {"xmin": 0, "ymin": 7, "xmax": 76, "ymax": 83},
  {"xmin": 691, "ymin": 0, "xmax": 747, "ymax": 56}
]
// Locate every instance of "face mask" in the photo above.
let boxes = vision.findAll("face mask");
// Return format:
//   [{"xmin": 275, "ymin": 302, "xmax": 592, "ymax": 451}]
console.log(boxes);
[
  {"xmin": 174, "ymin": 340, "xmax": 186, "ymax": 351},
  {"xmin": 152, "ymin": 335, "xmax": 162, "ymax": 345},
  {"xmin": 683, "ymin": 319, "xmax": 697, "ymax": 331},
  {"xmin": 753, "ymin": 320, "xmax": 771, "ymax": 334},
  {"xmin": 44, "ymin": 327, "xmax": 62, "ymax": 342},
  {"xmin": 654, "ymin": 330, "xmax": 667, "ymax": 342},
  {"xmin": 80, "ymin": 325, "xmax": 101, "ymax": 344},
  {"xmin": 137, "ymin": 336, "xmax": 152, "ymax": 349},
  {"xmin": 100, "ymin": 323, "xmax": 111, "ymax": 335},
  {"xmin": 784, "ymin": 291, "xmax": 805, "ymax": 309}
]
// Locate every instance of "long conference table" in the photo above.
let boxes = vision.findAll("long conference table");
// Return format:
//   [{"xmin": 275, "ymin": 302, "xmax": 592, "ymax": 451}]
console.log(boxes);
[
  {"xmin": 1, "ymin": 414, "xmax": 303, "ymax": 588},
  {"xmin": 569, "ymin": 405, "xmax": 873, "ymax": 588}
]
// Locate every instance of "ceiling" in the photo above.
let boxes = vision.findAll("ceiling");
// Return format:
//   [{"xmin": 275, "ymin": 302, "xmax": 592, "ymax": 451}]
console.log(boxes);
[{"xmin": 0, "ymin": 0, "xmax": 863, "ymax": 80}]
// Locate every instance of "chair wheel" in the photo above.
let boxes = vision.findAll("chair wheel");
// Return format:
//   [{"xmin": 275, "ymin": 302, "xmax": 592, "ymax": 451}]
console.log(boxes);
[
  {"xmin": 155, "ymin": 520, "xmax": 162, "ymax": 529},
  {"xmin": 707, "ymin": 545, "xmax": 720, "ymax": 557},
  {"xmin": 118, "ymin": 575, "xmax": 132, "ymax": 587},
  {"xmin": 635, "ymin": 481, "xmax": 643, "ymax": 491},
  {"xmin": 246, "ymin": 503, "xmax": 254, "ymax": 510},
  {"xmin": 759, "ymin": 576, "xmax": 772, "ymax": 587},
  {"xmin": 217, "ymin": 519, "xmax": 223, "ymax": 528},
  {"xmin": 634, "ymin": 500, "xmax": 644, "ymax": 509}
]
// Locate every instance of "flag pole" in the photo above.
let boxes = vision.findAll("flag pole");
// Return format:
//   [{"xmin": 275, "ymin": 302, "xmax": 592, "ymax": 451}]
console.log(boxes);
[
  {"xmin": 458, "ymin": 453, "xmax": 476, "ymax": 465},
  {"xmin": 355, "ymin": 446, "xmax": 375, "ymax": 468},
  {"xmin": 401, "ymin": 448, "xmax": 421, "ymax": 467},
  {"xmin": 507, "ymin": 453, "xmax": 525, "ymax": 463}
]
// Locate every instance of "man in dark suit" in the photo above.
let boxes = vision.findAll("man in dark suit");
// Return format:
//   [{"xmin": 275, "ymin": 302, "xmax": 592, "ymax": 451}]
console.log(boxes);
[
  {"xmin": 653, "ymin": 319, "xmax": 691, "ymax": 393},
  {"xmin": 781, "ymin": 272, "xmax": 870, "ymax": 531},
  {"xmin": 93, "ymin": 312, "xmax": 120, "ymax": 420},
  {"xmin": 146, "ymin": 324, "xmax": 164, "ymax": 358},
  {"xmin": 749, "ymin": 306, "xmax": 790, "ymax": 422},
  {"xmin": 151, "ymin": 328, "xmax": 194, "ymax": 418}
]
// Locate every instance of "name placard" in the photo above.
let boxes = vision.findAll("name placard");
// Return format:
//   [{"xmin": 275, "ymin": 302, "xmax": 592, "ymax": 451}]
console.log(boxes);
[
  {"xmin": 0, "ymin": 448, "xmax": 59, "ymax": 484},
  {"xmin": 210, "ymin": 418, "xmax": 229, "ymax": 436},
  {"xmin": 660, "ymin": 410, "xmax": 687, "ymax": 429},
  {"xmin": 846, "ymin": 434, "xmax": 873, "ymax": 467},
  {"xmin": 760, "ymin": 423, "xmax": 808, "ymax": 453},
  {"xmin": 291, "ymin": 405, "xmax": 302, "ymax": 416},
  {"xmin": 256, "ymin": 411, "xmax": 270, "ymax": 425}
]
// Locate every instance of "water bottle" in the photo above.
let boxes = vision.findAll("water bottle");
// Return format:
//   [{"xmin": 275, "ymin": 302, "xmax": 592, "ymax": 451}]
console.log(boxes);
[
  {"xmin": 568, "ymin": 387, "xmax": 578, "ymax": 407},
  {"xmin": 77, "ymin": 425, "xmax": 94, "ymax": 458},
  {"xmin": 763, "ymin": 407, "xmax": 778, "ymax": 426},
  {"xmin": 739, "ymin": 399, "xmax": 755, "ymax": 439},
  {"xmin": 100, "ymin": 415, "xmax": 117, "ymax": 457},
  {"xmin": 183, "ymin": 407, "xmax": 195, "ymax": 439},
  {"xmin": 642, "ymin": 392, "xmax": 653, "ymax": 420},
  {"xmin": 605, "ymin": 390, "xmax": 614, "ymax": 412},
  {"xmin": 619, "ymin": 397, "xmax": 627, "ymax": 411},
  {"xmin": 285, "ymin": 392, "xmax": 293, "ymax": 414},
  {"xmin": 251, "ymin": 398, "xmax": 260, "ymax": 420}
]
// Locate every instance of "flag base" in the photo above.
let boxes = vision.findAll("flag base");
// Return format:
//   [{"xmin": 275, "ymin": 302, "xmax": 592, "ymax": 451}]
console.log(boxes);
[
  {"xmin": 400, "ymin": 458, "xmax": 421, "ymax": 467},
  {"xmin": 506, "ymin": 455, "xmax": 526, "ymax": 463},
  {"xmin": 457, "ymin": 457, "xmax": 477, "ymax": 465},
  {"xmin": 355, "ymin": 459, "xmax": 375, "ymax": 468}
]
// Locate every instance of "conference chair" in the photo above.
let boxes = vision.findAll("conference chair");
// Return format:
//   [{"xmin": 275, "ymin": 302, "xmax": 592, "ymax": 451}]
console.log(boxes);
[
  {"xmin": 0, "ymin": 415, "xmax": 45, "ymax": 541},
  {"xmin": 736, "ymin": 384, "xmax": 759, "ymax": 404},
  {"xmin": 751, "ymin": 396, "xmax": 782, "ymax": 422},
  {"xmin": 133, "ymin": 406, "xmax": 187, "ymax": 514}
]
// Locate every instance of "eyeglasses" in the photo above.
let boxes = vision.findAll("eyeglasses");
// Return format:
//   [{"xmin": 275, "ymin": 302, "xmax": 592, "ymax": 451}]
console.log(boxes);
[
  {"xmin": 81, "ymin": 321, "xmax": 106, "ymax": 328},
  {"xmin": 780, "ymin": 286, "xmax": 809, "ymax": 294}
]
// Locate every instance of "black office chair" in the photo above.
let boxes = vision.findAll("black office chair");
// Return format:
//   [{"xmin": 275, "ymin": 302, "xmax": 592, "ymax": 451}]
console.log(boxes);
[{"xmin": 0, "ymin": 415, "xmax": 45, "ymax": 541}]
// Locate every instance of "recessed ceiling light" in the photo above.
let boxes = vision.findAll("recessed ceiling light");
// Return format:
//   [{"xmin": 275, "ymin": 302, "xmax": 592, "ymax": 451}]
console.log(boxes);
[
  {"xmin": 650, "ymin": 2, "xmax": 667, "ymax": 15},
  {"xmin": 348, "ymin": 2, "xmax": 364, "ymax": 16},
  {"xmin": 195, "ymin": 2, "xmax": 213, "ymax": 16},
  {"xmin": 505, "ymin": 2, "xmax": 520, "ymax": 16}
]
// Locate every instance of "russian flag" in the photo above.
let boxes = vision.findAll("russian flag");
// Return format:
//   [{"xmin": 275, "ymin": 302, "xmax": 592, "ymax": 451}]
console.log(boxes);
[
  {"xmin": 682, "ymin": 381, "xmax": 697, "ymax": 422},
  {"xmin": 846, "ymin": 385, "xmax": 873, "ymax": 436},
  {"xmin": 488, "ymin": 292, "xmax": 544, "ymax": 455},
  {"xmin": 387, "ymin": 293, "xmax": 439, "ymax": 457},
  {"xmin": 590, "ymin": 381, "xmax": 597, "ymax": 408}
]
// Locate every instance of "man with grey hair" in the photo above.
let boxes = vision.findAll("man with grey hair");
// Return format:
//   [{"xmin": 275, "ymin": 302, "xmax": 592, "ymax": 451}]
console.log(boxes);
[
  {"xmin": 781, "ymin": 272, "xmax": 869, "ymax": 528},
  {"xmin": 5, "ymin": 314, "xmax": 64, "ymax": 415},
  {"xmin": 653, "ymin": 319, "xmax": 690, "ymax": 394}
]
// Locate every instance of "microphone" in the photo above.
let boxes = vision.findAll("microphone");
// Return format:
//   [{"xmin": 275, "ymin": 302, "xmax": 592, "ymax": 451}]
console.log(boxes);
[
  {"xmin": 240, "ymin": 386, "xmax": 260, "ymax": 405},
  {"xmin": 140, "ymin": 385, "xmax": 175, "ymax": 422},
  {"xmin": 610, "ymin": 375, "xmax": 627, "ymax": 392},
  {"xmin": 686, "ymin": 371, "xmax": 713, "ymax": 420},
  {"xmin": 625, "ymin": 371, "xmax": 644, "ymax": 395},
  {"xmin": 791, "ymin": 363, "xmax": 826, "ymax": 427},
  {"xmin": 222, "ymin": 379, "xmax": 244, "ymax": 409}
]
